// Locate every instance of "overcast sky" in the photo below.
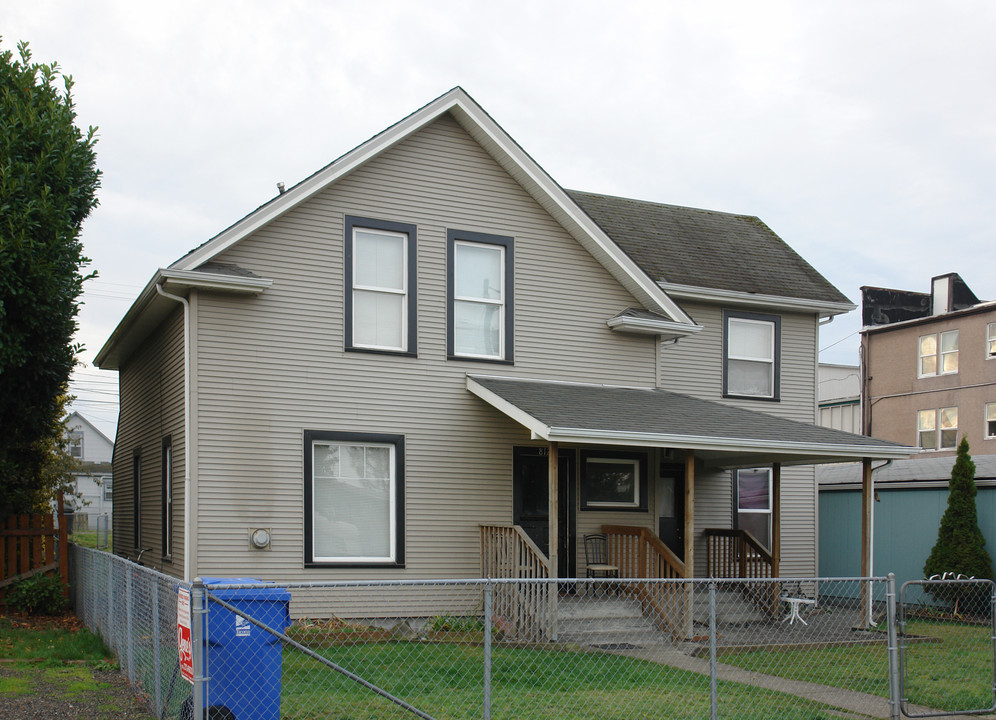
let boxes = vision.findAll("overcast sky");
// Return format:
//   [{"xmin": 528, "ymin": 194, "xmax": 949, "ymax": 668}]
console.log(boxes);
[{"xmin": 7, "ymin": 1, "xmax": 995, "ymax": 438}]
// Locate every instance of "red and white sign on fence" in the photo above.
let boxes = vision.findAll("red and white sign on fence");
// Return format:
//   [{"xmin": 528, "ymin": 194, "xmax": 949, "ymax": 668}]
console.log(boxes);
[{"xmin": 177, "ymin": 587, "xmax": 193, "ymax": 684}]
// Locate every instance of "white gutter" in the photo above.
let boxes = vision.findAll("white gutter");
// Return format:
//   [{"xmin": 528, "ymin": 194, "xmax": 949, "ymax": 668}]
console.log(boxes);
[
  {"xmin": 155, "ymin": 282, "xmax": 193, "ymax": 581},
  {"xmin": 660, "ymin": 282, "xmax": 856, "ymax": 317}
]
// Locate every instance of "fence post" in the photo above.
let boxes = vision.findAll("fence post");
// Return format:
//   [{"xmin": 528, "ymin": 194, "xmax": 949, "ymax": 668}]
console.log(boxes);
[
  {"xmin": 709, "ymin": 580, "xmax": 718, "ymax": 720},
  {"xmin": 886, "ymin": 573, "xmax": 901, "ymax": 720},
  {"xmin": 126, "ymin": 567, "xmax": 135, "ymax": 684},
  {"xmin": 152, "ymin": 581, "xmax": 162, "ymax": 717},
  {"xmin": 107, "ymin": 559, "xmax": 115, "ymax": 651},
  {"xmin": 191, "ymin": 577, "xmax": 207, "ymax": 720},
  {"xmin": 483, "ymin": 581, "xmax": 493, "ymax": 720}
]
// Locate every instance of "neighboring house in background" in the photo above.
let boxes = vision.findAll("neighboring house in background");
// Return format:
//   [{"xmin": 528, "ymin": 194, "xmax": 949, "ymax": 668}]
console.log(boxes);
[
  {"xmin": 819, "ymin": 273, "xmax": 996, "ymax": 586},
  {"xmin": 96, "ymin": 88, "xmax": 909, "ymax": 598},
  {"xmin": 64, "ymin": 411, "xmax": 114, "ymax": 530},
  {"xmin": 818, "ymin": 363, "xmax": 861, "ymax": 433}
]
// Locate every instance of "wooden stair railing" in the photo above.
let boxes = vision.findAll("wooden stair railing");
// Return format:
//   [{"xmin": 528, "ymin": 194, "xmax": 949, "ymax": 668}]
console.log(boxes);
[
  {"xmin": 703, "ymin": 528, "xmax": 779, "ymax": 616},
  {"xmin": 602, "ymin": 525, "xmax": 688, "ymax": 640},
  {"xmin": 480, "ymin": 524, "xmax": 553, "ymax": 641}
]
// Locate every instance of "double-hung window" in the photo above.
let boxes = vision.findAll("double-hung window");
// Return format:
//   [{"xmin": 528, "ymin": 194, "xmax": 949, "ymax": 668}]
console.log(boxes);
[
  {"xmin": 988, "ymin": 323, "xmax": 996, "ymax": 359},
  {"xmin": 918, "ymin": 330, "xmax": 958, "ymax": 376},
  {"xmin": 344, "ymin": 216, "xmax": 417, "ymax": 355},
  {"xmin": 305, "ymin": 430, "xmax": 405, "ymax": 566},
  {"xmin": 918, "ymin": 407, "xmax": 958, "ymax": 450},
  {"xmin": 161, "ymin": 437, "xmax": 172, "ymax": 560},
  {"xmin": 69, "ymin": 431, "xmax": 83, "ymax": 459},
  {"xmin": 986, "ymin": 403, "xmax": 996, "ymax": 440},
  {"xmin": 724, "ymin": 310, "xmax": 780, "ymax": 400},
  {"xmin": 447, "ymin": 230, "xmax": 514, "ymax": 362},
  {"xmin": 736, "ymin": 468, "xmax": 772, "ymax": 550}
]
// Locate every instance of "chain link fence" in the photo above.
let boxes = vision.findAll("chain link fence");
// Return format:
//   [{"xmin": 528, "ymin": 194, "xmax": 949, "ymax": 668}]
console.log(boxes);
[{"xmin": 69, "ymin": 547, "xmax": 996, "ymax": 719}]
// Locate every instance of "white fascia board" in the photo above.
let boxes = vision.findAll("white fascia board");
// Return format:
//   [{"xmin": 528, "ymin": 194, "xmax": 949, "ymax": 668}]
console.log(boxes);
[
  {"xmin": 543, "ymin": 426, "xmax": 914, "ymax": 460},
  {"xmin": 94, "ymin": 270, "xmax": 166, "ymax": 367},
  {"xmin": 607, "ymin": 315, "xmax": 704, "ymax": 337},
  {"xmin": 466, "ymin": 377, "xmax": 552, "ymax": 440},
  {"xmin": 660, "ymin": 282, "xmax": 856, "ymax": 317},
  {"xmin": 160, "ymin": 269, "xmax": 272, "ymax": 294}
]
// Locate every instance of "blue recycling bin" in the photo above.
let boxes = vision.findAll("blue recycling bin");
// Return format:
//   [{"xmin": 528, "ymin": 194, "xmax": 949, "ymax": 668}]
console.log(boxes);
[{"xmin": 198, "ymin": 577, "xmax": 292, "ymax": 720}]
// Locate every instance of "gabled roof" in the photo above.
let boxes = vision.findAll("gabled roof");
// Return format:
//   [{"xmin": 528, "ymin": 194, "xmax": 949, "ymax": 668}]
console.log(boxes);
[
  {"xmin": 65, "ymin": 411, "xmax": 114, "ymax": 447},
  {"xmin": 568, "ymin": 190, "xmax": 853, "ymax": 313},
  {"xmin": 467, "ymin": 375, "xmax": 913, "ymax": 469}
]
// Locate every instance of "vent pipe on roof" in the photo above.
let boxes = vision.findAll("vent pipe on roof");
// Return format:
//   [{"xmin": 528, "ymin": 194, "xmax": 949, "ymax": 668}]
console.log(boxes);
[{"xmin": 276, "ymin": 182, "xmax": 286, "ymax": 195}]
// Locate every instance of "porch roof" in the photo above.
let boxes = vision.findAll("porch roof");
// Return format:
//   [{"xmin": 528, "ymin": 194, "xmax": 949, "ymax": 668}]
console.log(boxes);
[{"xmin": 467, "ymin": 375, "xmax": 914, "ymax": 469}]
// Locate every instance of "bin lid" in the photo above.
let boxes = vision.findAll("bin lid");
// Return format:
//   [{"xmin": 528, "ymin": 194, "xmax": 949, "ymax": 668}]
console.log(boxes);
[{"xmin": 200, "ymin": 577, "xmax": 292, "ymax": 602}]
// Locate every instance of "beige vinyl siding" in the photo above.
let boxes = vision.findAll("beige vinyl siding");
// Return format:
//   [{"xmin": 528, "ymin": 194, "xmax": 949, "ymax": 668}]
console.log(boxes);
[
  {"xmin": 658, "ymin": 300, "xmax": 820, "ymax": 576},
  {"xmin": 193, "ymin": 113, "xmax": 657, "ymax": 581},
  {"xmin": 111, "ymin": 307, "xmax": 185, "ymax": 578}
]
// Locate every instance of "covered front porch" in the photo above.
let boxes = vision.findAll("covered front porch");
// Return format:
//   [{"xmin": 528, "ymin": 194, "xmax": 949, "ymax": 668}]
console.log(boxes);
[{"xmin": 470, "ymin": 375, "xmax": 912, "ymax": 639}]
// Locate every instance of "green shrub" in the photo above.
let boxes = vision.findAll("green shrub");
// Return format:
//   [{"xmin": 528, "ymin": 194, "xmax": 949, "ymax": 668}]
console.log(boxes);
[{"xmin": 6, "ymin": 573, "xmax": 69, "ymax": 615}]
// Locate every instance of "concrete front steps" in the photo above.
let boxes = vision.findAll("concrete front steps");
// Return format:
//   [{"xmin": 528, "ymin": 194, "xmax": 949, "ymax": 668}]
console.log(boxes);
[{"xmin": 555, "ymin": 594, "xmax": 666, "ymax": 648}]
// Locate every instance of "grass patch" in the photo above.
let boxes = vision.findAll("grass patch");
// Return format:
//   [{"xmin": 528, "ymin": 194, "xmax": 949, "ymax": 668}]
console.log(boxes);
[
  {"xmin": 278, "ymin": 641, "xmax": 861, "ymax": 719},
  {"xmin": 69, "ymin": 530, "xmax": 112, "ymax": 549},
  {"xmin": 0, "ymin": 675, "xmax": 32, "ymax": 695},
  {"xmin": 0, "ymin": 616, "xmax": 112, "ymax": 665}
]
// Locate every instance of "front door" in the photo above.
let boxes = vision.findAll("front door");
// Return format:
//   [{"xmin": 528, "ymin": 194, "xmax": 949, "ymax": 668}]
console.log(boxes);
[
  {"xmin": 657, "ymin": 463, "xmax": 685, "ymax": 561},
  {"xmin": 513, "ymin": 447, "xmax": 576, "ymax": 578}
]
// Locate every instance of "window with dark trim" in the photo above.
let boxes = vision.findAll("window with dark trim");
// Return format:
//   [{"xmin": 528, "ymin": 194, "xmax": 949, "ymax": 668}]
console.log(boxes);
[
  {"xmin": 132, "ymin": 452, "xmax": 141, "ymax": 550},
  {"xmin": 304, "ymin": 430, "xmax": 405, "ymax": 567},
  {"xmin": 580, "ymin": 449, "xmax": 648, "ymax": 511},
  {"xmin": 447, "ymin": 229, "xmax": 514, "ymax": 362},
  {"xmin": 735, "ymin": 468, "xmax": 771, "ymax": 550},
  {"xmin": 723, "ymin": 310, "xmax": 781, "ymax": 400},
  {"xmin": 161, "ymin": 437, "xmax": 173, "ymax": 561},
  {"xmin": 344, "ymin": 216, "xmax": 417, "ymax": 355}
]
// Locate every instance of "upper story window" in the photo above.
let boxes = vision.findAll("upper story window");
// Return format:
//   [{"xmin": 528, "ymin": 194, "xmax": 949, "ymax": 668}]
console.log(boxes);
[
  {"xmin": 988, "ymin": 323, "xmax": 996, "ymax": 359},
  {"xmin": 986, "ymin": 403, "xmax": 996, "ymax": 440},
  {"xmin": 447, "ymin": 230, "xmax": 514, "ymax": 362},
  {"xmin": 918, "ymin": 407, "xmax": 958, "ymax": 450},
  {"xmin": 344, "ymin": 216, "xmax": 417, "ymax": 355},
  {"xmin": 102, "ymin": 478, "xmax": 113, "ymax": 502},
  {"xmin": 304, "ymin": 430, "xmax": 405, "ymax": 567},
  {"xmin": 68, "ymin": 431, "xmax": 83, "ymax": 459},
  {"xmin": 918, "ymin": 330, "xmax": 958, "ymax": 377},
  {"xmin": 723, "ymin": 310, "xmax": 780, "ymax": 400}
]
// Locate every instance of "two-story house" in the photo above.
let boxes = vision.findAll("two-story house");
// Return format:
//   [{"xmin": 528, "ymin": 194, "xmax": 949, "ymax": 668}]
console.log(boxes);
[
  {"xmin": 96, "ymin": 88, "xmax": 908, "ymax": 599},
  {"xmin": 820, "ymin": 273, "xmax": 996, "ymax": 585},
  {"xmin": 64, "ymin": 411, "xmax": 114, "ymax": 531}
]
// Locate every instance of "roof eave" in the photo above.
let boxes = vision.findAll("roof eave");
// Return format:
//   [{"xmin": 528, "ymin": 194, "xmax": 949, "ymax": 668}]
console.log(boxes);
[{"xmin": 660, "ymin": 282, "xmax": 855, "ymax": 316}]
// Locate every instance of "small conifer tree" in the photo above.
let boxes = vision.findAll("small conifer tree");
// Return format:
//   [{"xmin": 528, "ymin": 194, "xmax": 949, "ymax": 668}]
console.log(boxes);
[{"xmin": 923, "ymin": 438, "xmax": 993, "ymax": 611}]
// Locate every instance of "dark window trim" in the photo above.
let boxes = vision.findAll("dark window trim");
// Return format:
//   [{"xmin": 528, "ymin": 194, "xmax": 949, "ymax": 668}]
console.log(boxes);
[
  {"xmin": 722, "ymin": 309, "xmax": 781, "ymax": 402},
  {"xmin": 132, "ymin": 451, "xmax": 141, "ymax": 551},
  {"xmin": 446, "ymin": 229, "xmax": 514, "ymax": 363},
  {"xmin": 344, "ymin": 216, "xmax": 418, "ymax": 357},
  {"xmin": 161, "ymin": 436, "xmax": 173, "ymax": 562},
  {"xmin": 579, "ymin": 449, "xmax": 649, "ymax": 512},
  {"xmin": 304, "ymin": 430, "xmax": 406, "ymax": 568}
]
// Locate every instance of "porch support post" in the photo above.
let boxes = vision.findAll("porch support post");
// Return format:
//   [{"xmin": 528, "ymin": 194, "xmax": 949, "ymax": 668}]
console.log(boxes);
[
  {"xmin": 771, "ymin": 463, "xmax": 781, "ymax": 578},
  {"xmin": 548, "ymin": 442, "xmax": 559, "ymax": 581},
  {"xmin": 860, "ymin": 457, "xmax": 873, "ymax": 627},
  {"xmin": 683, "ymin": 450, "xmax": 695, "ymax": 639}
]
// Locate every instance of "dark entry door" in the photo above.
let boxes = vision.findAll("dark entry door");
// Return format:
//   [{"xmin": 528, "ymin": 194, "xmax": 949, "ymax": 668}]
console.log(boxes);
[
  {"xmin": 657, "ymin": 463, "xmax": 685, "ymax": 561},
  {"xmin": 513, "ymin": 447, "xmax": 576, "ymax": 578}
]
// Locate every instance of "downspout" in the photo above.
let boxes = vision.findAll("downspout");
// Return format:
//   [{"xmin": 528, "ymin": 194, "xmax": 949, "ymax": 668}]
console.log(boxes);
[{"xmin": 155, "ymin": 282, "xmax": 193, "ymax": 581}]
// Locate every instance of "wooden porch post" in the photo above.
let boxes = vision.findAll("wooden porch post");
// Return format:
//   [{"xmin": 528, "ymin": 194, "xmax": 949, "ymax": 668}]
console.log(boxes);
[
  {"xmin": 548, "ymin": 442, "xmax": 559, "ymax": 581},
  {"xmin": 771, "ymin": 463, "xmax": 781, "ymax": 578},
  {"xmin": 683, "ymin": 450, "xmax": 695, "ymax": 638},
  {"xmin": 860, "ymin": 457, "xmax": 873, "ymax": 627}
]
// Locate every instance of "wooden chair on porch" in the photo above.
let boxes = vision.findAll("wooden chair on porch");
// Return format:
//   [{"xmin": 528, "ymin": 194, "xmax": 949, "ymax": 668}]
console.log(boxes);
[{"xmin": 584, "ymin": 534, "xmax": 619, "ymax": 596}]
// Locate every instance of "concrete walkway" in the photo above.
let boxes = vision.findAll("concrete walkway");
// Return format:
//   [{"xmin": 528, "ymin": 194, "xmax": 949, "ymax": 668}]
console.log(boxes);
[{"xmin": 609, "ymin": 645, "xmax": 993, "ymax": 720}]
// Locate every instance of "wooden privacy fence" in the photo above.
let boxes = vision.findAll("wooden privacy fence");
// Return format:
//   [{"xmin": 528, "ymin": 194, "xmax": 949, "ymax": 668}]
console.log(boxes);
[{"xmin": 0, "ymin": 492, "xmax": 70, "ymax": 602}]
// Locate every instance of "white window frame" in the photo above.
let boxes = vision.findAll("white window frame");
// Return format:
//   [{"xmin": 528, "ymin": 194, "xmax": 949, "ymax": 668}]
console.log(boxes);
[
  {"xmin": 918, "ymin": 330, "xmax": 959, "ymax": 377},
  {"xmin": 988, "ymin": 323, "xmax": 996, "ymax": 360},
  {"xmin": 452, "ymin": 240, "xmax": 506, "ymax": 360},
  {"xmin": 102, "ymin": 478, "xmax": 113, "ymax": 502},
  {"xmin": 725, "ymin": 315, "xmax": 777, "ymax": 399},
  {"xmin": 307, "ymin": 433, "xmax": 402, "ymax": 565},
  {"xmin": 918, "ymin": 407, "xmax": 958, "ymax": 450},
  {"xmin": 735, "ymin": 468, "xmax": 772, "ymax": 549},
  {"xmin": 582, "ymin": 457, "xmax": 641, "ymax": 509},
  {"xmin": 985, "ymin": 403, "xmax": 996, "ymax": 440},
  {"xmin": 69, "ymin": 431, "xmax": 83, "ymax": 459},
  {"xmin": 350, "ymin": 226, "xmax": 409, "ymax": 352}
]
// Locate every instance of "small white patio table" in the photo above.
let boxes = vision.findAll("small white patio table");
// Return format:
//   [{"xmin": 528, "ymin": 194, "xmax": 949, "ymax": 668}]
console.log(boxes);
[{"xmin": 779, "ymin": 595, "xmax": 816, "ymax": 625}]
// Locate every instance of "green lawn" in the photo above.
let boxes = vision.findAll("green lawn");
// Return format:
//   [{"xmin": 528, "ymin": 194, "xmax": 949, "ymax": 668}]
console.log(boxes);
[{"xmin": 276, "ymin": 641, "xmax": 868, "ymax": 719}]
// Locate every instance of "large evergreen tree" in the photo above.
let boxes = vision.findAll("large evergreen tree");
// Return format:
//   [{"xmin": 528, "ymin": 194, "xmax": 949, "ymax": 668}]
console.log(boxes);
[
  {"xmin": 923, "ymin": 438, "xmax": 993, "ymax": 609},
  {"xmin": 0, "ymin": 39, "xmax": 100, "ymax": 518}
]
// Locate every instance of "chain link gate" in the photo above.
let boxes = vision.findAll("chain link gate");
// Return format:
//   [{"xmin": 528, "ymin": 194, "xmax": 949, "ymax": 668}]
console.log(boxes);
[{"xmin": 899, "ymin": 578, "xmax": 996, "ymax": 718}]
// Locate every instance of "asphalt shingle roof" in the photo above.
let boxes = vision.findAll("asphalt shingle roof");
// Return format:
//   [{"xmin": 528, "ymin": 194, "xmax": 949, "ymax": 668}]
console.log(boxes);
[{"xmin": 567, "ymin": 190, "xmax": 850, "ymax": 305}]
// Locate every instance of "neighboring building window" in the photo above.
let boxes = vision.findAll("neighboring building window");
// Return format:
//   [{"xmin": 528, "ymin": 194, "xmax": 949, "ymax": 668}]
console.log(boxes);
[
  {"xmin": 161, "ymin": 437, "xmax": 172, "ymax": 560},
  {"xmin": 132, "ymin": 453, "xmax": 141, "ymax": 549},
  {"xmin": 102, "ymin": 478, "xmax": 113, "ymax": 502},
  {"xmin": 69, "ymin": 431, "xmax": 83, "ymax": 459},
  {"xmin": 724, "ymin": 310, "xmax": 780, "ymax": 400},
  {"xmin": 918, "ymin": 330, "xmax": 958, "ymax": 376},
  {"xmin": 344, "ymin": 216, "xmax": 417, "ymax": 355},
  {"xmin": 918, "ymin": 407, "xmax": 958, "ymax": 450},
  {"xmin": 579, "ymin": 450, "xmax": 648, "ymax": 511},
  {"xmin": 986, "ymin": 403, "xmax": 996, "ymax": 440},
  {"xmin": 304, "ymin": 430, "xmax": 405, "ymax": 566},
  {"xmin": 988, "ymin": 323, "xmax": 996, "ymax": 359},
  {"xmin": 447, "ymin": 229, "xmax": 514, "ymax": 362},
  {"xmin": 736, "ymin": 468, "xmax": 772, "ymax": 549}
]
